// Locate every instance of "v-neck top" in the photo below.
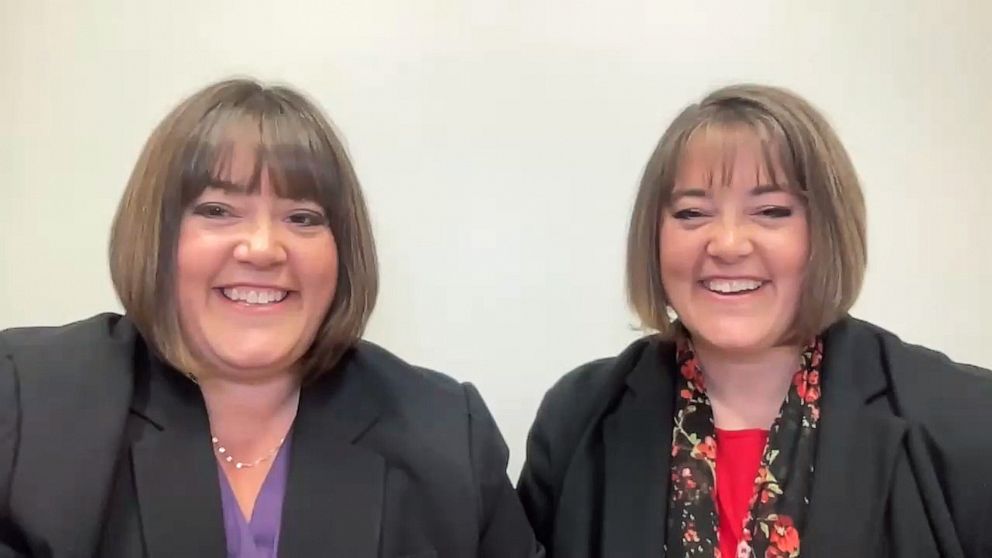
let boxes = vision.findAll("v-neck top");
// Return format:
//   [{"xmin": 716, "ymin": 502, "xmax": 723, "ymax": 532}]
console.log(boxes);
[{"xmin": 217, "ymin": 436, "xmax": 292, "ymax": 558}]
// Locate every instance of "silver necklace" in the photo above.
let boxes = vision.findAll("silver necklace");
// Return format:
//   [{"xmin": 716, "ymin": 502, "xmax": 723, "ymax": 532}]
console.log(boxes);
[{"xmin": 211, "ymin": 435, "xmax": 286, "ymax": 470}]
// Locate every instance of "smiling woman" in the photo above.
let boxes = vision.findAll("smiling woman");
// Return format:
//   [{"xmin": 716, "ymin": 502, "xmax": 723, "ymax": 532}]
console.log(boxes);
[
  {"xmin": 659, "ymin": 127, "xmax": 812, "ymax": 356},
  {"xmin": 109, "ymin": 82, "xmax": 373, "ymax": 384},
  {"xmin": 517, "ymin": 84, "xmax": 992, "ymax": 558},
  {"xmin": 0, "ymin": 79, "xmax": 541, "ymax": 558}
]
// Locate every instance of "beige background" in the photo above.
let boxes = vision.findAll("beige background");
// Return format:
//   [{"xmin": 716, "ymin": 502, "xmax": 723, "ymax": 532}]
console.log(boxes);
[{"xmin": 2, "ymin": 0, "xmax": 990, "ymax": 478}]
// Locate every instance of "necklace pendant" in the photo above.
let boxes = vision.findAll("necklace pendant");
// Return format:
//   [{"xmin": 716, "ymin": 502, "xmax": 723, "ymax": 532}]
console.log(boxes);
[{"xmin": 211, "ymin": 433, "xmax": 286, "ymax": 471}]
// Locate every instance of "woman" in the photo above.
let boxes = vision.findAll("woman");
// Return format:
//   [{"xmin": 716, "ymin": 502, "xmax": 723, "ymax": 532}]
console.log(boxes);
[
  {"xmin": 0, "ymin": 79, "xmax": 539, "ymax": 558},
  {"xmin": 517, "ymin": 84, "xmax": 992, "ymax": 557}
]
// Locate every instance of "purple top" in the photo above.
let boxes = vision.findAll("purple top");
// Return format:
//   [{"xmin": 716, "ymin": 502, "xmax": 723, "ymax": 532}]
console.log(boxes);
[{"xmin": 218, "ymin": 436, "xmax": 292, "ymax": 558}]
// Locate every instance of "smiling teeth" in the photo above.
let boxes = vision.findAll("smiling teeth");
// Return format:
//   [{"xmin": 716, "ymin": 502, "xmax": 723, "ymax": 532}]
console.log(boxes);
[
  {"xmin": 704, "ymin": 279, "xmax": 763, "ymax": 294},
  {"xmin": 221, "ymin": 288, "xmax": 288, "ymax": 304}
]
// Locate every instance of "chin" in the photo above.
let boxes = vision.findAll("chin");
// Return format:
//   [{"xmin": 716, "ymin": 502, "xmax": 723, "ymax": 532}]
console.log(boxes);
[
  {"xmin": 199, "ymin": 326, "xmax": 307, "ymax": 370},
  {"xmin": 704, "ymin": 337, "xmax": 769, "ymax": 354},
  {"xmin": 212, "ymin": 344, "xmax": 299, "ymax": 375},
  {"xmin": 687, "ymin": 320, "xmax": 780, "ymax": 354}
]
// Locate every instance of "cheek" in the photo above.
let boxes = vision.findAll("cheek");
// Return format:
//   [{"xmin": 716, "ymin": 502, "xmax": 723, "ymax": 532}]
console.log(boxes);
[
  {"xmin": 778, "ymin": 222, "xmax": 810, "ymax": 278},
  {"xmin": 175, "ymin": 230, "xmax": 205, "ymax": 298},
  {"xmin": 175, "ymin": 229, "xmax": 221, "ymax": 295},
  {"xmin": 767, "ymin": 223, "xmax": 810, "ymax": 304},
  {"xmin": 658, "ymin": 221, "xmax": 698, "ymax": 285},
  {"xmin": 174, "ymin": 247, "xmax": 212, "ymax": 336},
  {"xmin": 300, "ymin": 235, "xmax": 340, "ymax": 308}
]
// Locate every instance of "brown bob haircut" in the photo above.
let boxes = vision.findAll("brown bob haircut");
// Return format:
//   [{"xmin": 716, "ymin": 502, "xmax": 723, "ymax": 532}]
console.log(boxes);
[
  {"xmin": 627, "ymin": 83, "xmax": 867, "ymax": 341},
  {"xmin": 109, "ymin": 78, "xmax": 378, "ymax": 379}
]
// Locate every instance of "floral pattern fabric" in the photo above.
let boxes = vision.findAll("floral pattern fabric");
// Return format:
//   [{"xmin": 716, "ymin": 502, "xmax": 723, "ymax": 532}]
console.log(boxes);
[{"xmin": 665, "ymin": 337, "xmax": 824, "ymax": 558}]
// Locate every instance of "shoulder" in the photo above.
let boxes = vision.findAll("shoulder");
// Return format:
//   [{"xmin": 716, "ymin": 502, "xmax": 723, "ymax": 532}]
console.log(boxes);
[
  {"xmin": 845, "ymin": 318, "xmax": 992, "ymax": 417},
  {"xmin": 530, "ymin": 336, "xmax": 659, "ymax": 452},
  {"xmin": 517, "ymin": 336, "xmax": 663, "ymax": 527},
  {"xmin": 334, "ymin": 341, "xmax": 509, "ymax": 487},
  {"xmin": 1, "ymin": 312, "xmax": 134, "ymax": 353},
  {"xmin": 840, "ymin": 318, "xmax": 992, "ymax": 457},
  {"xmin": 827, "ymin": 319, "xmax": 992, "ymax": 550},
  {"xmin": 1, "ymin": 313, "xmax": 137, "ymax": 382},
  {"xmin": 0, "ymin": 314, "xmax": 138, "ymax": 440},
  {"xmin": 343, "ymin": 340, "xmax": 468, "ymax": 411},
  {"xmin": 542, "ymin": 337, "xmax": 658, "ymax": 415},
  {"xmin": 847, "ymin": 320, "xmax": 992, "ymax": 549},
  {"xmin": 336, "ymin": 340, "xmax": 492, "ymax": 444}
]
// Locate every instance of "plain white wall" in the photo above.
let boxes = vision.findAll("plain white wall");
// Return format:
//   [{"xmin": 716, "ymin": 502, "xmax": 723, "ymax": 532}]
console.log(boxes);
[{"xmin": 2, "ymin": 0, "xmax": 990, "ymax": 479}]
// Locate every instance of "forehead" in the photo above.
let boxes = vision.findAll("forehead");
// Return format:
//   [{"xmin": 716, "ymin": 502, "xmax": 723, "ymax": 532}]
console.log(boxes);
[
  {"xmin": 211, "ymin": 128, "xmax": 262, "ymax": 179},
  {"xmin": 181, "ymin": 112, "xmax": 334, "ymax": 203},
  {"xmin": 674, "ymin": 124, "xmax": 790, "ymax": 190}
]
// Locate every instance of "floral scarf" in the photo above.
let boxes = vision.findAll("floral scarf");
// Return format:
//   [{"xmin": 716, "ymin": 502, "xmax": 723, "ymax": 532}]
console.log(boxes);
[{"xmin": 666, "ymin": 337, "xmax": 824, "ymax": 558}]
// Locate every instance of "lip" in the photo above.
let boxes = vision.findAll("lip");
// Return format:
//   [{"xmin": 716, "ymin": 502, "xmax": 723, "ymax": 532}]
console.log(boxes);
[
  {"xmin": 213, "ymin": 286, "xmax": 297, "ymax": 313},
  {"xmin": 215, "ymin": 282, "xmax": 296, "ymax": 291},
  {"xmin": 699, "ymin": 275, "xmax": 768, "ymax": 283},
  {"xmin": 697, "ymin": 277, "xmax": 769, "ymax": 298}
]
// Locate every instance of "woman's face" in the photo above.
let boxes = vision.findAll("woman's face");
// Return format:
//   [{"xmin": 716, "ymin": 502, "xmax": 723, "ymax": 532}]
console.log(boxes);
[
  {"xmin": 659, "ymin": 129, "xmax": 809, "ymax": 355},
  {"xmin": 175, "ymin": 142, "xmax": 338, "ymax": 380}
]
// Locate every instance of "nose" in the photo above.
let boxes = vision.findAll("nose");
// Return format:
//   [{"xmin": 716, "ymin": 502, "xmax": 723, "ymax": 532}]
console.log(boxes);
[
  {"xmin": 705, "ymin": 216, "xmax": 753, "ymax": 262},
  {"xmin": 233, "ymin": 217, "xmax": 287, "ymax": 268}
]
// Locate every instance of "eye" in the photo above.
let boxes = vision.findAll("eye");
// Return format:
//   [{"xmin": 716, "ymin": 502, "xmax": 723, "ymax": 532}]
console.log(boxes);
[
  {"xmin": 192, "ymin": 203, "xmax": 234, "ymax": 218},
  {"xmin": 671, "ymin": 208, "xmax": 709, "ymax": 220},
  {"xmin": 287, "ymin": 210, "xmax": 328, "ymax": 227},
  {"xmin": 756, "ymin": 206, "xmax": 794, "ymax": 218}
]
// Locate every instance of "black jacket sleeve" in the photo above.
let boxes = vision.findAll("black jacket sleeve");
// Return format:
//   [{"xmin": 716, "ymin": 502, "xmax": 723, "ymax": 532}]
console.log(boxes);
[
  {"xmin": 516, "ymin": 356, "xmax": 618, "ymax": 557},
  {"xmin": 0, "ymin": 338, "xmax": 29, "ymax": 556},
  {"xmin": 464, "ymin": 382, "xmax": 544, "ymax": 558},
  {"xmin": 515, "ymin": 385, "xmax": 560, "ymax": 551}
]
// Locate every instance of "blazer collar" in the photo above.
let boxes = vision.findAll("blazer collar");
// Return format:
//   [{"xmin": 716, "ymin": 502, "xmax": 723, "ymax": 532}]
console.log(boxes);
[
  {"xmin": 128, "ymin": 349, "xmax": 227, "ymax": 557},
  {"xmin": 802, "ymin": 317, "xmax": 908, "ymax": 557},
  {"xmin": 277, "ymin": 350, "xmax": 385, "ymax": 557},
  {"xmin": 130, "ymin": 347, "xmax": 386, "ymax": 558},
  {"xmin": 599, "ymin": 318, "xmax": 907, "ymax": 557},
  {"xmin": 601, "ymin": 339, "xmax": 677, "ymax": 556}
]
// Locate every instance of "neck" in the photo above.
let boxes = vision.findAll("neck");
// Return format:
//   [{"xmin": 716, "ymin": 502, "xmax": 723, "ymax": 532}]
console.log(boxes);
[
  {"xmin": 692, "ymin": 340, "xmax": 801, "ymax": 430},
  {"xmin": 197, "ymin": 371, "xmax": 302, "ymax": 455}
]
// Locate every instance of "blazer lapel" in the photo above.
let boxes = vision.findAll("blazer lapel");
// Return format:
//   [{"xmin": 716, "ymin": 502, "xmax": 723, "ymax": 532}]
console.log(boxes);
[
  {"xmin": 278, "ymin": 359, "xmax": 385, "ymax": 558},
  {"xmin": 129, "ymin": 355, "xmax": 226, "ymax": 558},
  {"xmin": 601, "ymin": 340, "xmax": 677, "ymax": 556},
  {"xmin": 802, "ymin": 320, "xmax": 907, "ymax": 558},
  {"xmin": 6, "ymin": 317, "xmax": 136, "ymax": 558}
]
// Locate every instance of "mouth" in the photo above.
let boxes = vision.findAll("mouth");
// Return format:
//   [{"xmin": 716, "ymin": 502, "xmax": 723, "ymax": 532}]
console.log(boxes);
[
  {"xmin": 699, "ymin": 278, "xmax": 768, "ymax": 296},
  {"xmin": 216, "ymin": 286, "xmax": 292, "ymax": 306}
]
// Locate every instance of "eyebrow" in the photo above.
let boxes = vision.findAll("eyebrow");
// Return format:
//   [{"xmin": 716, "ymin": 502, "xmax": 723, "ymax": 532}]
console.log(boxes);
[
  {"xmin": 206, "ymin": 179, "xmax": 250, "ymax": 194},
  {"xmin": 203, "ymin": 179, "xmax": 324, "ymax": 206},
  {"xmin": 670, "ymin": 183, "xmax": 786, "ymax": 202},
  {"xmin": 751, "ymin": 183, "xmax": 785, "ymax": 195},
  {"xmin": 669, "ymin": 188, "xmax": 709, "ymax": 202}
]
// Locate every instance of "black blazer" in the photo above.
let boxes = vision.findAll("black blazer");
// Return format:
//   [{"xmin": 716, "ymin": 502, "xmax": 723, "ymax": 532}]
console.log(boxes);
[
  {"xmin": 517, "ymin": 317, "xmax": 992, "ymax": 558},
  {"xmin": 0, "ymin": 314, "xmax": 541, "ymax": 558}
]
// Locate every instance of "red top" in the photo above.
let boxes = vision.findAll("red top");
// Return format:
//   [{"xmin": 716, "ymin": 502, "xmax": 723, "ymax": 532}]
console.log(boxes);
[{"xmin": 715, "ymin": 428, "xmax": 768, "ymax": 558}]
